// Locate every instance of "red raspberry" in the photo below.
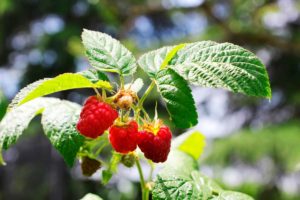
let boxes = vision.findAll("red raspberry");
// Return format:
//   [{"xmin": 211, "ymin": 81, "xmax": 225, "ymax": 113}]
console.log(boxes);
[
  {"xmin": 109, "ymin": 121, "xmax": 138, "ymax": 154},
  {"xmin": 137, "ymin": 125, "xmax": 172, "ymax": 163},
  {"xmin": 77, "ymin": 96, "xmax": 118, "ymax": 138}
]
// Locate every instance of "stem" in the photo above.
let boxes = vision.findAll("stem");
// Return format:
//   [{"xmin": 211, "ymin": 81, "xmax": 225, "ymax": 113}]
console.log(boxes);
[
  {"xmin": 120, "ymin": 75, "xmax": 125, "ymax": 89},
  {"xmin": 136, "ymin": 159, "xmax": 149, "ymax": 200},
  {"xmin": 138, "ymin": 81, "xmax": 156, "ymax": 108}
]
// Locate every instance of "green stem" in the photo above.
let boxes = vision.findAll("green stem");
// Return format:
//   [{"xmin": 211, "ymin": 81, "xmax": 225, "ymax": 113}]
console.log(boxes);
[
  {"xmin": 138, "ymin": 80, "xmax": 156, "ymax": 108},
  {"xmin": 120, "ymin": 75, "xmax": 125, "ymax": 89},
  {"xmin": 136, "ymin": 159, "xmax": 149, "ymax": 200}
]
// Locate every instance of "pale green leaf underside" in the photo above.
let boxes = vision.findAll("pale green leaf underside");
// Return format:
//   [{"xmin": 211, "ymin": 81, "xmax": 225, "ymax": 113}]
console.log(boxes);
[
  {"xmin": 172, "ymin": 131, "xmax": 206, "ymax": 160},
  {"xmin": 82, "ymin": 29, "xmax": 137, "ymax": 75},
  {"xmin": 138, "ymin": 41, "xmax": 271, "ymax": 98},
  {"xmin": 156, "ymin": 68, "xmax": 198, "ymax": 128},
  {"xmin": 0, "ymin": 98, "xmax": 60, "ymax": 150},
  {"xmin": 125, "ymin": 78, "xmax": 144, "ymax": 93},
  {"xmin": 211, "ymin": 191, "xmax": 254, "ymax": 200},
  {"xmin": 41, "ymin": 100, "xmax": 84, "ymax": 167},
  {"xmin": 80, "ymin": 193, "xmax": 103, "ymax": 200},
  {"xmin": 8, "ymin": 73, "xmax": 112, "ymax": 110}
]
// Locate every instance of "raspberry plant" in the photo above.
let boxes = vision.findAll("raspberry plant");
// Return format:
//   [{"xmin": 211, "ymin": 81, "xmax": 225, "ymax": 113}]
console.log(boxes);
[{"xmin": 0, "ymin": 29, "xmax": 271, "ymax": 200}]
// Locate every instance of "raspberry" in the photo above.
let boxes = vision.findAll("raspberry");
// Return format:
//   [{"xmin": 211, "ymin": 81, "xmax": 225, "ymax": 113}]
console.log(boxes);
[
  {"xmin": 77, "ymin": 96, "xmax": 118, "ymax": 138},
  {"xmin": 121, "ymin": 153, "xmax": 137, "ymax": 168},
  {"xmin": 137, "ymin": 125, "xmax": 172, "ymax": 163},
  {"xmin": 113, "ymin": 89, "xmax": 137, "ymax": 109},
  {"xmin": 109, "ymin": 121, "xmax": 138, "ymax": 154}
]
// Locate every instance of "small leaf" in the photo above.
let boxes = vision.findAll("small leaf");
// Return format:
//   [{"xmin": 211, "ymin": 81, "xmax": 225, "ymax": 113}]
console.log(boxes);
[
  {"xmin": 8, "ymin": 73, "xmax": 112, "ymax": 110},
  {"xmin": 79, "ymin": 69, "xmax": 109, "ymax": 82},
  {"xmin": 125, "ymin": 78, "xmax": 144, "ymax": 93},
  {"xmin": 172, "ymin": 131, "xmax": 206, "ymax": 160},
  {"xmin": 102, "ymin": 151, "xmax": 121, "ymax": 184},
  {"xmin": 160, "ymin": 44, "xmax": 186, "ymax": 69},
  {"xmin": 41, "ymin": 100, "xmax": 84, "ymax": 167},
  {"xmin": 80, "ymin": 193, "xmax": 103, "ymax": 200},
  {"xmin": 155, "ymin": 68, "xmax": 198, "ymax": 128},
  {"xmin": 82, "ymin": 29, "xmax": 137, "ymax": 76},
  {"xmin": 0, "ymin": 98, "xmax": 60, "ymax": 150}
]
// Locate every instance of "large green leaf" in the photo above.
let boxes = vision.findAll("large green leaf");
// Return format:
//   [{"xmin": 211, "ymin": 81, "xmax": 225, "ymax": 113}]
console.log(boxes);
[
  {"xmin": 79, "ymin": 69, "xmax": 109, "ymax": 82},
  {"xmin": 138, "ymin": 41, "xmax": 271, "ymax": 98},
  {"xmin": 155, "ymin": 68, "xmax": 198, "ymax": 128},
  {"xmin": 0, "ymin": 98, "xmax": 60, "ymax": 150},
  {"xmin": 152, "ymin": 150, "xmax": 222, "ymax": 200},
  {"xmin": 41, "ymin": 100, "xmax": 84, "ymax": 167},
  {"xmin": 211, "ymin": 191, "xmax": 254, "ymax": 200},
  {"xmin": 82, "ymin": 29, "xmax": 137, "ymax": 75},
  {"xmin": 8, "ymin": 73, "xmax": 112, "ymax": 110},
  {"xmin": 172, "ymin": 131, "xmax": 206, "ymax": 160}
]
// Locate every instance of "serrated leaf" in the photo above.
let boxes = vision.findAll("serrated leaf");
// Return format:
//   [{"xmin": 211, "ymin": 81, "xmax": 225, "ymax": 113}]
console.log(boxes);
[
  {"xmin": 153, "ymin": 150, "xmax": 222, "ymax": 200},
  {"xmin": 138, "ymin": 41, "xmax": 271, "ymax": 98},
  {"xmin": 170, "ymin": 41, "xmax": 271, "ymax": 98},
  {"xmin": 41, "ymin": 101, "xmax": 84, "ymax": 167},
  {"xmin": 138, "ymin": 46, "xmax": 173, "ymax": 78},
  {"xmin": 79, "ymin": 69, "xmax": 109, "ymax": 82},
  {"xmin": 155, "ymin": 68, "xmax": 198, "ymax": 128},
  {"xmin": 8, "ymin": 73, "xmax": 112, "ymax": 110},
  {"xmin": 80, "ymin": 193, "xmax": 103, "ymax": 200},
  {"xmin": 172, "ymin": 131, "xmax": 206, "ymax": 160},
  {"xmin": 102, "ymin": 151, "xmax": 121, "ymax": 184},
  {"xmin": 0, "ymin": 98, "xmax": 60, "ymax": 150},
  {"xmin": 82, "ymin": 29, "xmax": 137, "ymax": 76}
]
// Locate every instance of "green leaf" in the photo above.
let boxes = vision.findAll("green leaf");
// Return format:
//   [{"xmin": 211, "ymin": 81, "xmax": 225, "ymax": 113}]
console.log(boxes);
[
  {"xmin": 153, "ymin": 150, "xmax": 222, "ymax": 200},
  {"xmin": 172, "ymin": 131, "xmax": 206, "ymax": 160},
  {"xmin": 160, "ymin": 44, "xmax": 187, "ymax": 69},
  {"xmin": 211, "ymin": 191, "xmax": 254, "ymax": 200},
  {"xmin": 138, "ymin": 46, "xmax": 173, "ymax": 78},
  {"xmin": 125, "ymin": 78, "xmax": 144, "ymax": 93},
  {"xmin": 8, "ymin": 73, "xmax": 112, "ymax": 110},
  {"xmin": 170, "ymin": 41, "xmax": 271, "ymax": 98},
  {"xmin": 155, "ymin": 68, "xmax": 198, "ymax": 128},
  {"xmin": 102, "ymin": 151, "xmax": 122, "ymax": 184},
  {"xmin": 82, "ymin": 29, "xmax": 137, "ymax": 76},
  {"xmin": 0, "ymin": 90, "xmax": 8, "ymax": 120},
  {"xmin": 41, "ymin": 100, "xmax": 84, "ymax": 167},
  {"xmin": 0, "ymin": 98, "xmax": 60, "ymax": 150},
  {"xmin": 138, "ymin": 41, "xmax": 271, "ymax": 98},
  {"xmin": 80, "ymin": 193, "xmax": 103, "ymax": 200},
  {"xmin": 79, "ymin": 69, "xmax": 109, "ymax": 82}
]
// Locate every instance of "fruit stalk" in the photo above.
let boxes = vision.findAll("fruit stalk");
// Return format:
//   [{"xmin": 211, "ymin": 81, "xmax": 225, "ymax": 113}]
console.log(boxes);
[{"xmin": 135, "ymin": 159, "xmax": 149, "ymax": 200}]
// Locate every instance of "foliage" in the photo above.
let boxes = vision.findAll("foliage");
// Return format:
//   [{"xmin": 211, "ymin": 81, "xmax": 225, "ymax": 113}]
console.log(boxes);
[{"xmin": 0, "ymin": 29, "xmax": 271, "ymax": 200}]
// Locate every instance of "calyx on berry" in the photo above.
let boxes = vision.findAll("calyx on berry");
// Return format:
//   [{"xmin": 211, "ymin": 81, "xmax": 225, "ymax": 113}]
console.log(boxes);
[
  {"xmin": 76, "ymin": 96, "xmax": 118, "ymax": 139},
  {"xmin": 109, "ymin": 120, "xmax": 139, "ymax": 154},
  {"xmin": 137, "ymin": 120, "xmax": 172, "ymax": 163},
  {"xmin": 113, "ymin": 89, "xmax": 137, "ymax": 110}
]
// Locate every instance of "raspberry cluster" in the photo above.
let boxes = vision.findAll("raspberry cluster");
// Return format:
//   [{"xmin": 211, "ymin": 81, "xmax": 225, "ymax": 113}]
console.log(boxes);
[{"xmin": 76, "ymin": 95, "xmax": 172, "ymax": 163}]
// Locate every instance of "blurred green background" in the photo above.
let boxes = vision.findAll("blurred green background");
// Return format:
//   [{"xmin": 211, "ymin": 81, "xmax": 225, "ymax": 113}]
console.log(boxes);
[{"xmin": 0, "ymin": 0, "xmax": 300, "ymax": 199}]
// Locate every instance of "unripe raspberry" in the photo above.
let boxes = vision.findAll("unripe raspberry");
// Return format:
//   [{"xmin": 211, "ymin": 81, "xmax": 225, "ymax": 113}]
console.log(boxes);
[
  {"xmin": 81, "ymin": 156, "xmax": 102, "ymax": 177},
  {"xmin": 114, "ymin": 89, "xmax": 137, "ymax": 109},
  {"xmin": 77, "ymin": 96, "xmax": 118, "ymax": 138},
  {"xmin": 138, "ymin": 124, "xmax": 172, "ymax": 163},
  {"xmin": 109, "ymin": 121, "xmax": 138, "ymax": 154},
  {"xmin": 121, "ymin": 153, "xmax": 137, "ymax": 168}
]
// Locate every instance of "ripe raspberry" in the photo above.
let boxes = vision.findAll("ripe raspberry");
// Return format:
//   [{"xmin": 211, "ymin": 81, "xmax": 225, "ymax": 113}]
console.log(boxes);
[
  {"xmin": 137, "ymin": 125, "xmax": 172, "ymax": 163},
  {"xmin": 77, "ymin": 96, "xmax": 118, "ymax": 138},
  {"xmin": 109, "ymin": 121, "xmax": 138, "ymax": 154}
]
